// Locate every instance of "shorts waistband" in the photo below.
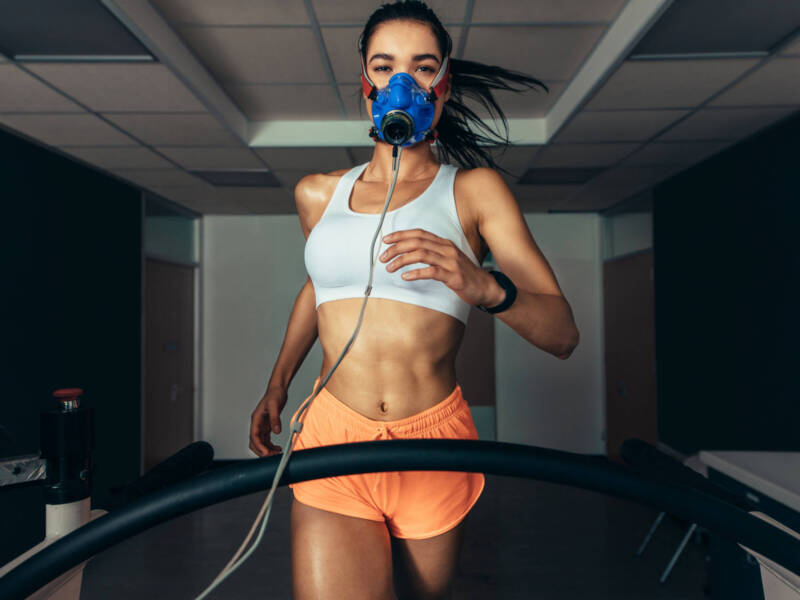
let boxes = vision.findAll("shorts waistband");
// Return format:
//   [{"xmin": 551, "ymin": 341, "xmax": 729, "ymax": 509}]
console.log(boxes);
[{"xmin": 308, "ymin": 376, "xmax": 466, "ymax": 436}]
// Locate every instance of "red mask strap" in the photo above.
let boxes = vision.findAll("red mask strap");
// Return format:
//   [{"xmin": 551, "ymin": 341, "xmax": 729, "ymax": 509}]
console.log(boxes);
[
  {"xmin": 428, "ymin": 55, "xmax": 450, "ymax": 101},
  {"xmin": 361, "ymin": 72, "xmax": 377, "ymax": 100},
  {"xmin": 358, "ymin": 35, "xmax": 378, "ymax": 100}
]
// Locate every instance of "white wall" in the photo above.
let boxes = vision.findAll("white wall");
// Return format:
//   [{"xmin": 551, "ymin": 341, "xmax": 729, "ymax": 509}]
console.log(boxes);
[
  {"xmin": 602, "ymin": 212, "xmax": 653, "ymax": 260},
  {"xmin": 202, "ymin": 215, "xmax": 322, "ymax": 459},
  {"xmin": 202, "ymin": 213, "xmax": 607, "ymax": 459},
  {"xmin": 495, "ymin": 214, "xmax": 606, "ymax": 454}
]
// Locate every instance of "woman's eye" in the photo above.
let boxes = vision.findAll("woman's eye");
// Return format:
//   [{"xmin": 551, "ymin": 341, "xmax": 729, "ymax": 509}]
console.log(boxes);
[
  {"xmin": 417, "ymin": 66, "xmax": 434, "ymax": 72},
  {"xmin": 374, "ymin": 66, "xmax": 390, "ymax": 72}
]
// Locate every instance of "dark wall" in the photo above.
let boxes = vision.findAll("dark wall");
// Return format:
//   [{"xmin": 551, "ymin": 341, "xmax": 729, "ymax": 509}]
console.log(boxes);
[
  {"xmin": 0, "ymin": 128, "xmax": 142, "ymax": 565},
  {"xmin": 653, "ymin": 110, "xmax": 800, "ymax": 455}
]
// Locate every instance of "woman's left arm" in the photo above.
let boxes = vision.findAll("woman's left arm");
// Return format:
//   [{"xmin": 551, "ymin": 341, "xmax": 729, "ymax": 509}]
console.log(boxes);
[
  {"xmin": 463, "ymin": 168, "xmax": 580, "ymax": 360},
  {"xmin": 380, "ymin": 167, "xmax": 580, "ymax": 359}
]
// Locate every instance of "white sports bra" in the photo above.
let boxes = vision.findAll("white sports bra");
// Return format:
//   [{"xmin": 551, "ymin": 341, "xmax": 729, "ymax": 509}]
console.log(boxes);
[{"xmin": 304, "ymin": 162, "xmax": 482, "ymax": 325}]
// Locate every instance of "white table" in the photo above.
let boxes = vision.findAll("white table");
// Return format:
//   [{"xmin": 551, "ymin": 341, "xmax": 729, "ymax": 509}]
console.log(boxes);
[{"xmin": 699, "ymin": 451, "xmax": 800, "ymax": 513}]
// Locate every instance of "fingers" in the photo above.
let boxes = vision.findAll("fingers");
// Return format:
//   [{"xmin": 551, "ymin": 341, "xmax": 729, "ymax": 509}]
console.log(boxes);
[
  {"xmin": 386, "ymin": 250, "xmax": 454, "ymax": 275},
  {"xmin": 249, "ymin": 433, "xmax": 283, "ymax": 457},
  {"xmin": 250, "ymin": 410, "xmax": 281, "ymax": 457},
  {"xmin": 269, "ymin": 413, "xmax": 281, "ymax": 435},
  {"xmin": 382, "ymin": 228, "xmax": 443, "ymax": 244},
  {"xmin": 380, "ymin": 237, "xmax": 452, "ymax": 263}
]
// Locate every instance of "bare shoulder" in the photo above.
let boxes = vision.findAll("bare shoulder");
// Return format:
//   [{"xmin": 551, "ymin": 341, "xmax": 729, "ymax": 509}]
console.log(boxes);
[
  {"xmin": 454, "ymin": 166, "xmax": 509, "ymax": 196},
  {"xmin": 294, "ymin": 168, "xmax": 350, "ymax": 240},
  {"xmin": 453, "ymin": 166, "xmax": 517, "ymax": 228}
]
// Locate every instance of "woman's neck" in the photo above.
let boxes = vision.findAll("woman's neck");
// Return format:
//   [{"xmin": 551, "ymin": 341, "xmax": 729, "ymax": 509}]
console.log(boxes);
[{"xmin": 363, "ymin": 141, "xmax": 440, "ymax": 183}]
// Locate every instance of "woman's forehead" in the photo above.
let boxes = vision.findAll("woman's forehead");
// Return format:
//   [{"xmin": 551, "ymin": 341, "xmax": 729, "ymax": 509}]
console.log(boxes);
[{"xmin": 366, "ymin": 20, "xmax": 440, "ymax": 58}]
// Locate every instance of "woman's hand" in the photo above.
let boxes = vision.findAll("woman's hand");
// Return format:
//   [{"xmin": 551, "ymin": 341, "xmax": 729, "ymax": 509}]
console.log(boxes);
[
  {"xmin": 379, "ymin": 229, "xmax": 503, "ymax": 307},
  {"xmin": 249, "ymin": 387, "xmax": 288, "ymax": 457}
]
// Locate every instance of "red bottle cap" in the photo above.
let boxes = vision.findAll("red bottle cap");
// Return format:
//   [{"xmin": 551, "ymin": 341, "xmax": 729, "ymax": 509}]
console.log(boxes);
[{"xmin": 53, "ymin": 388, "xmax": 84, "ymax": 398}]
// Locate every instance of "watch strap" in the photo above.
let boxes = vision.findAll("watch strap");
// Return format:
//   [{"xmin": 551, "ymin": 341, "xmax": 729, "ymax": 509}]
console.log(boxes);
[{"xmin": 477, "ymin": 270, "xmax": 517, "ymax": 314}]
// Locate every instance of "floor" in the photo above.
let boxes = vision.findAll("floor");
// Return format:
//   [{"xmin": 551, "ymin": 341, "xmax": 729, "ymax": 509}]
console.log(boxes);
[{"xmin": 80, "ymin": 473, "xmax": 710, "ymax": 599}]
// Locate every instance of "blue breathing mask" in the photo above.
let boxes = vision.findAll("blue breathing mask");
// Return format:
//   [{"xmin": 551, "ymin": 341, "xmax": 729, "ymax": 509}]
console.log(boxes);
[
  {"xmin": 358, "ymin": 37, "xmax": 451, "ymax": 147},
  {"xmin": 370, "ymin": 72, "xmax": 436, "ymax": 147}
]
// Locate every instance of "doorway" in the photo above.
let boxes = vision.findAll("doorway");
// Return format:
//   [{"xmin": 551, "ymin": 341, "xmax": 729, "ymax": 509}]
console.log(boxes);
[
  {"xmin": 603, "ymin": 249, "xmax": 658, "ymax": 462},
  {"xmin": 144, "ymin": 257, "xmax": 195, "ymax": 472}
]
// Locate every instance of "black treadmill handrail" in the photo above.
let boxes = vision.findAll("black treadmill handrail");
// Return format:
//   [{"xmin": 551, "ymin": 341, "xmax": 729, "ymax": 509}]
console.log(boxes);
[{"xmin": 1, "ymin": 439, "xmax": 798, "ymax": 600}]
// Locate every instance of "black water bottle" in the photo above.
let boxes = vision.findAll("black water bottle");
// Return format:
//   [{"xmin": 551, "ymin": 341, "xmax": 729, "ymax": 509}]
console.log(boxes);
[{"xmin": 40, "ymin": 388, "xmax": 93, "ymax": 505}]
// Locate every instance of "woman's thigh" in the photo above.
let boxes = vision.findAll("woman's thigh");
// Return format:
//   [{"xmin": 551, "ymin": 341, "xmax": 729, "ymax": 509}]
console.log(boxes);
[
  {"xmin": 391, "ymin": 520, "xmax": 465, "ymax": 600},
  {"xmin": 291, "ymin": 497, "xmax": 396, "ymax": 600}
]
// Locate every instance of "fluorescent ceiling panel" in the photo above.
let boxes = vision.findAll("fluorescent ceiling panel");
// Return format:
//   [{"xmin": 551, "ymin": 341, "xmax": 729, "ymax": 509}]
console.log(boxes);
[{"xmin": 0, "ymin": 0, "xmax": 152, "ymax": 59}]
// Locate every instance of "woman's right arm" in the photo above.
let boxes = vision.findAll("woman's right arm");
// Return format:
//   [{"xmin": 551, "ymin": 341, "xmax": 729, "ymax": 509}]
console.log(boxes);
[
  {"xmin": 250, "ymin": 278, "xmax": 317, "ymax": 456},
  {"xmin": 250, "ymin": 173, "xmax": 339, "ymax": 456},
  {"xmin": 264, "ymin": 277, "xmax": 318, "ymax": 395},
  {"xmin": 263, "ymin": 172, "xmax": 333, "ymax": 397}
]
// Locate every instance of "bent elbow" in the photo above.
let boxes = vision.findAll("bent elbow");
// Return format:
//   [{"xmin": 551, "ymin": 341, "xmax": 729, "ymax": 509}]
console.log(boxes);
[{"xmin": 557, "ymin": 329, "xmax": 580, "ymax": 360}]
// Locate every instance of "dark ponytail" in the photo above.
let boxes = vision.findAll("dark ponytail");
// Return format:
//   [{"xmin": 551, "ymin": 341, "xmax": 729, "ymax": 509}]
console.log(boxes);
[{"xmin": 358, "ymin": 0, "xmax": 549, "ymax": 173}]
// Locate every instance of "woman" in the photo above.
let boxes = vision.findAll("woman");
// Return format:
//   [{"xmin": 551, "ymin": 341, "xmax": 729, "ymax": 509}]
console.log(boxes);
[{"xmin": 249, "ymin": 2, "xmax": 580, "ymax": 598}]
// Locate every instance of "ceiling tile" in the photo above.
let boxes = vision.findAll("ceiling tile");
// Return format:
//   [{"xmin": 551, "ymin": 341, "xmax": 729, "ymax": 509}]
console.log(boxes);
[
  {"xmin": 175, "ymin": 196, "xmax": 255, "ymax": 214},
  {"xmin": 463, "ymin": 26, "xmax": 605, "ymax": 82},
  {"xmin": 0, "ymin": 113, "xmax": 136, "ymax": 146},
  {"xmin": 0, "ymin": 65, "xmax": 81, "ymax": 112},
  {"xmin": 487, "ymin": 145, "xmax": 541, "ymax": 174},
  {"xmin": 587, "ymin": 164, "xmax": 683, "ymax": 189},
  {"xmin": 177, "ymin": 26, "xmax": 327, "ymax": 84},
  {"xmin": 155, "ymin": 146, "xmax": 264, "ymax": 170},
  {"xmin": 535, "ymin": 142, "xmax": 640, "ymax": 167},
  {"xmin": 620, "ymin": 141, "xmax": 732, "ymax": 167},
  {"xmin": 234, "ymin": 187, "xmax": 296, "ymax": 213},
  {"xmin": 148, "ymin": 184, "xmax": 252, "ymax": 214},
  {"xmin": 152, "ymin": 0, "xmax": 310, "ymax": 25},
  {"xmin": 339, "ymin": 84, "xmax": 367, "ymax": 119},
  {"xmin": 272, "ymin": 170, "xmax": 307, "ymax": 190},
  {"xmin": 584, "ymin": 58, "xmax": 760, "ymax": 110},
  {"xmin": 552, "ymin": 109, "xmax": 689, "ymax": 143},
  {"xmin": 312, "ymin": 0, "xmax": 467, "ymax": 25},
  {"xmin": 471, "ymin": 0, "xmax": 627, "ymax": 23},
  {"xmin": 510, "ymin": 184, "xmax": 582, "ymax": 213},
  {"xmin": 463, "ymin": 82, "xmax": 563, "ymax": 119},
  {"xmin": 25, "ymin": 63, "xmax": 206, "ymax": 112},
  {"xmin": 226, "ymin": 83, "xmax": 342, "ymax": 119},
  {"xmin": 114, "ymin": 168, "xmax": 205, "ymax": 187},
  {"xmin": 322, "ymin": 26, "xmax": 462, "ymax": 84},
  {"xmin": 102, "ymin": 113, "xmax": 242, "ymax": 146},
  {"xmin": 254, "ymin": 147, "xmax": 351, "ymax": 171},
  {"xmin": 630, "ymin": 1, "xmax": 800, "ymax": 56},
  {"xmin": 59, "ymin": 146, "xmax": 176, "ymax": 170},
  {"xmin": 555, "ymin": 164, "xmax": 683, "ymax": 211},
  {"xmin": 781, "ymin": 35, "xmax": 800, "ymax": 56},
  {"xmin": 657, "ymin": 107, "xmax": 797, "ymax": 141},
  {"xmin": 708, "ymin": 58, "xmax": 800, "ymax": 107},
  {"xmin": 149, "ymin": 184, "xmax": 294, "ymax": 214}
]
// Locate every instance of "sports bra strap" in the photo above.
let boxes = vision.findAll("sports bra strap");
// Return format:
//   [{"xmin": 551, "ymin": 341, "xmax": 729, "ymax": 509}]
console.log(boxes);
[{"xmin": 329, "ymin": 163, "xmax": 369, "ymax": 213}]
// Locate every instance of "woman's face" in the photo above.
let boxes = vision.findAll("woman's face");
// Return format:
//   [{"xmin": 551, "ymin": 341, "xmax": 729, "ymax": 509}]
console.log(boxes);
[{"xmin": 362, "ymin": 19, "xmax": 451, "ymax": 133}]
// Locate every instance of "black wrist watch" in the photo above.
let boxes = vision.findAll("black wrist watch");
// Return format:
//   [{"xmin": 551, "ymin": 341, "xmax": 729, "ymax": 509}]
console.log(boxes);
[{"xmin": 477, "ymin": 270, "xmax": 517, "ymax": 314}]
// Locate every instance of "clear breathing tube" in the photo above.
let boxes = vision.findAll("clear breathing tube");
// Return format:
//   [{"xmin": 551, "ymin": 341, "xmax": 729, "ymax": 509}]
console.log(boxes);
[{"xmin": 192, "ymin": 145, "xmax": 404, "ymax": 599}]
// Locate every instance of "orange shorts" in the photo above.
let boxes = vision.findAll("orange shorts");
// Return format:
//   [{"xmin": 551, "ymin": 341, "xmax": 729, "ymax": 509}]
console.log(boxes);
[{"xmin": 288, "ymin": 377, "xmax": 486, "ymax": 540}]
